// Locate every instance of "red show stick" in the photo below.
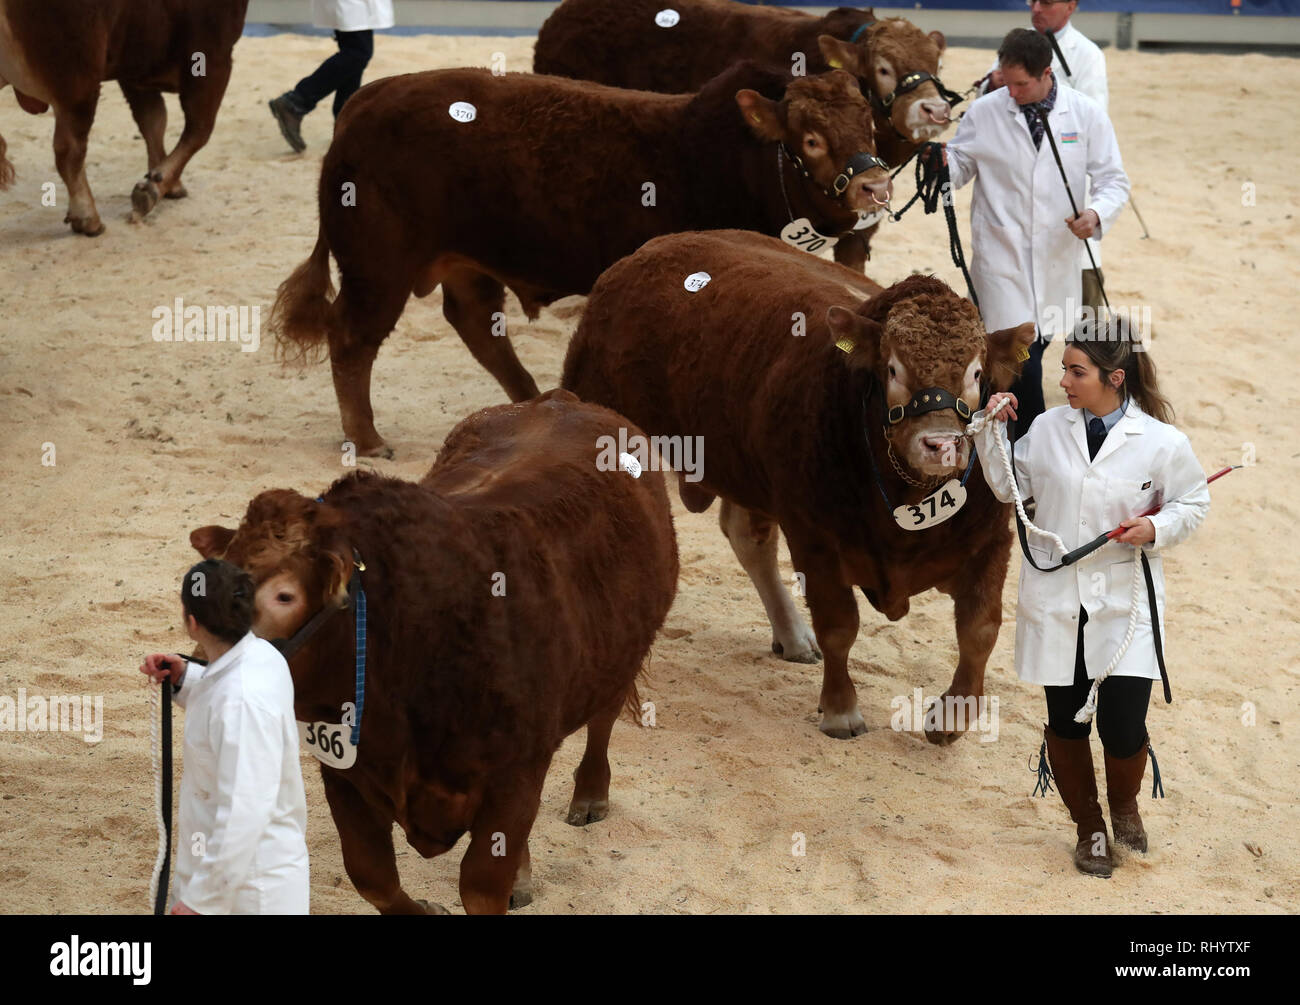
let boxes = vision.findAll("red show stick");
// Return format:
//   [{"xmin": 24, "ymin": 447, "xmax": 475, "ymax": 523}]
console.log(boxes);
[{"xmin": 1058, "ymin": 466, "xmax": 1239, "ymax": 566}]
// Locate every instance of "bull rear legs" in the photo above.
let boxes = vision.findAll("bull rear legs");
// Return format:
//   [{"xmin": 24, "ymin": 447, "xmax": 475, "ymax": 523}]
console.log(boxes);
[
  {"xmin": 131, "ymin": 58, "xmax": 232, "ymax": 218},
  {"xmin": 321, "ymin": 770, "xmax": 435, "ymax": 914},
  {"xmin": 441, "ymin": 268, "xmax": 540, "ymax": 403},
  {"xmin": 565, "ymin": 692, "xmax": 625, "ymax": 826},
  {"xmin": 52, "ymin": 94, "xmax": 102, "ymax": 236},
  {"xmin": 719, "ymin": 500, "xmax": 821, "ymax": 663}
]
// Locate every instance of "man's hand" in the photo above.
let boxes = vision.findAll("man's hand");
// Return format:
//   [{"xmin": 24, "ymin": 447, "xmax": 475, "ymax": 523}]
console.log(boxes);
[
  {"xmin": 170, "ymin": 901, "xmax": 198, "ymax": 915},
  {"xmin": 1066, "ymin": 209, "xmax": 1101, "ymax": 239},
  {"xmin": 140, "ymin": 653, "xmax": 187, "ymax": 685},
  {"xmin": 1116, "ymin": 517, "xmax": 1156, "ymax": 546}
]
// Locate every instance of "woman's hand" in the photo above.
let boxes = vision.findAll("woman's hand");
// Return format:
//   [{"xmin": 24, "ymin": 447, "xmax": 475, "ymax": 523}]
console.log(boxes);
[
  {"xmin": 140, "ymin": 653, "xmax": 187, "ymax": 685},
  {"xmin": 985, "ymin": 391, "xmax": 1019, "ymax": 423},
  {"xmin": 1116, "ymin": 517, "xmax": 1156, "ymax": 546},
  {"xmin": 170, "ymin": 901, "xmax": 198, "ymax": 915}
]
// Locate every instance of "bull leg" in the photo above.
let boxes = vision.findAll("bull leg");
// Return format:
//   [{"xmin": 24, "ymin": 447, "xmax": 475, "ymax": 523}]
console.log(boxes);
[
  {"xmin": 328, "ymin": 277, "xmax": 411, "ymax": 458},
  {"xmin": 119, "ymin": 83, "xmax": 168, "ymax": 179},
  {"xmin": 927, "ymin": 541, "xmax": 1008, "ymax": 745},
  {"xmin": 833, "ymin": 234, "xmax": 867, "ymax": 272},
  {"xmin": 566, "ymin": 692, "xmax": 624, "ymax": 826},
  {"xmin": 441, "ymin": 268, "xmax": 540, "ymax": 402},
  {"xmin": 52, "ymin": 93, "xmax": 103, "ymax": 236},
  {"xmin": 786, "ymin": 538, "xmax": 865, "ymax": 739},
  {"xmin": 131, "ymin": 57, "xmax": 231, "ymax": 216},
  {"xmin": 459, "ymin": 761, "xmax": 549, "ymax": 915},
  {"xmin": 320, "ymin": 770, "xmax": 438, "ymax": 914},
  {"xmin": 719, "ymin": 499, "xmax": 821, "ymax": 663},
  {"xmin": 510, "ymin": 841, "xmax": 534, "ymax": 910}
]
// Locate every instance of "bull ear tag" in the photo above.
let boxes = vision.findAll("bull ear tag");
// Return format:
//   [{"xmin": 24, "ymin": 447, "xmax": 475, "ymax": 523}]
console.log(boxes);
[
  {"xmin": 894, "ymin": 479, "xmax": 967, "ymax": 531},
  {"xmin": 1016, "ymin": 345, "xmax": 1031, "ymax": 362}
]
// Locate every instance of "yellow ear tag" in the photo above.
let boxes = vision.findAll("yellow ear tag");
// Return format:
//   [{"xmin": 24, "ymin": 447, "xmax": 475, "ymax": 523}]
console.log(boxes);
[
  {"xmin": 835, "ymin": 337, "xmax": 856, "ymax": 354},
  {"xmin": 1015, "ymin": 345, "xmax": 1031, "ymax": 363},
  {"xmin": 828, "ymin": 58, "xmax": 843, "ymax": 69},
  {"xmin": 752, "ymin": 114, "xmax": 761, "ymax": 123}
]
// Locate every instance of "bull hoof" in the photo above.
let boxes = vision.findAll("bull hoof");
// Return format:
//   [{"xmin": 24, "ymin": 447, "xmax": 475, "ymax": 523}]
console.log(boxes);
[
  {"xmin": 164, "ymin": 182, "xmax": 188, "ymax": 199},
  {"xmin": 565, "ymin": 798, "xmax": 609, "ymax": 826},
  {"xmin": 819, "ymin": 709, "xmax": 867, "ymax": 740},
  {"xmin": 414, "ymin": 899, "xmax": 450, "ymax": 915},
  {"xmin": 509, "ymin": 886, "xmax": 534, "ymax": 910},
  {"xmin": 64, "ymin": 212, "xmax": 105, "ymax": 236},
  {"xmin": 131, "ymin": 176, "xmax": 161, "ymax": 217},
  {"xmin": 772, "ymin": 638, "xmax": 821, "ymax": 664},
  {"xmin": 924, "ymin": 724, "xmax": 963, "ymax": 746},
  {"xmin": 354, "ymin": 438, "xmax": 394, "ymax": 459}
]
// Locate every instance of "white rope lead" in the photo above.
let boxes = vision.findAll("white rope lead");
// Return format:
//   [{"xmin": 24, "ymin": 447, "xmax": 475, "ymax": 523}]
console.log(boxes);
[
  {"xmin": 149, "ymin": 683, "xmax": 168, "ymax": 913},
  {"xmin": 967, "ymin": 398, "xmax": 1147, "ymax": 723}
]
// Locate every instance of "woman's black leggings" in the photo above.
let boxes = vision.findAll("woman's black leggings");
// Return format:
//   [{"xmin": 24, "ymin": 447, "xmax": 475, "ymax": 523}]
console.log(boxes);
[
  {"xmin": 1045, "ymin": 608, "xmax": 1151, "ymax": 758},
  {"xmin": 293, "ymin": 30, "xmax": 375, "ymax": 118}
]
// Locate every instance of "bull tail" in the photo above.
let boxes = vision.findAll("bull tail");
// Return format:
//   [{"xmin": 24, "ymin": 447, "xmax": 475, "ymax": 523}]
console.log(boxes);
[
  {"xmin": 0, "ymin": 131, "xmax": 15, "ymax": 190},
  {"xmin": 270, "ymin": 230, "xmax": 335, "ymax": 365}
]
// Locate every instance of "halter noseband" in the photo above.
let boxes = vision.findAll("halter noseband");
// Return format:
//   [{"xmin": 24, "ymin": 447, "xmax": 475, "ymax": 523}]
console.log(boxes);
[
  {"xmin": 886, "ymin": 387, "xmax": 972, "ymax": 426},
  {"xmin": 782, "ymin": 145, "xmax": 890, "ymax": 201}
]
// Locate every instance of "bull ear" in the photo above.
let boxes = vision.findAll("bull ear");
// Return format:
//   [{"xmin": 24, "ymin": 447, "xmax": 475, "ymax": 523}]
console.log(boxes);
[
  {"xmin": 314, "ymin": 511, "xmax": 353, "ymax": 606},
  {"xmin": 735, "ymin": 89, "xmax": 784, "ymax": 141},
  {"xmin": 928, "ymin": 30, "xmax": 947, "ymax": 54},
  {"xmin": 818, "ymin": 34, "xmax": 863, "ymax": 75},
  {"xmin": 985, "ymin": 322, "xmax": 1037, "ymax": 391},
  {"xmin": 827, "ymin": 306, "xmax": 882, "ymax": 372},
  {"xmin": 190, "ymin": 525, "xmax": 235, "ymax": 558}
]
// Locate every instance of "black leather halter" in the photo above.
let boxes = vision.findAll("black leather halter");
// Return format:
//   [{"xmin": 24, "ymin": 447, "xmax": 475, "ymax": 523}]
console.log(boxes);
[
  {"xmin": 886, "ymin": 387, "xmax": 973, "ymax": 426},
  {"xmin": 782, "ymin": 146, "xmax": 890, "ymax": 201}
]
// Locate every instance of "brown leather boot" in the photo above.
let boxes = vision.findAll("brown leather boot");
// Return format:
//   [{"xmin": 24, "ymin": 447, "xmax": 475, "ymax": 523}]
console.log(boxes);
[
  {"xmin": 1105, "ymin": 737, "xmax": 1150, "ymax": 853},
  {"xmin": 1043, "ymin": 725, "xmax": 1112, "ymax": 878}
]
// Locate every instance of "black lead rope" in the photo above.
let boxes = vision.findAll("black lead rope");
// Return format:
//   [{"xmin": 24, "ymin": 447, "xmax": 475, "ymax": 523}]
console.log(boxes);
[
  {"xmin": 154, "ymin": 654, "xmax": 208, "ymax": 915},
  {"xmin": 889, "ymin": 142, "xmax": 979, "ymax": 309}
]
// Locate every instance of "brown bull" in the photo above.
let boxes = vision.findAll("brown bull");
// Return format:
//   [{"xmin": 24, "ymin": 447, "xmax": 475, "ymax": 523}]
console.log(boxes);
[
  {"xmin": 0, "ymin": 0, "xmax": 250, "ymax": 235},
  {"xmin": 190, "ymin": 391, "xmax": 679, "ymax": 913},
  {"xmin": 270, "ymin": 64, "xmax": 891, "ymax": 458},
  {"xmin": 562, "ymin": 230, "xmax": 1034, "ymax": 743},
  {"xmin": 534, "ymin": 0, "xmax": 953, "ymax": 268}
]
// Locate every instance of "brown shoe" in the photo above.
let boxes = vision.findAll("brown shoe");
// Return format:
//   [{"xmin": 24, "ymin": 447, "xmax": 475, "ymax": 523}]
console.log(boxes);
[
  {"xmin": 269, "ymin": 92, "xmax": 307, "ymax": 153},
  {"xmin": 1105, "ymin": 737, "xmax": 1151, "ymax": 853},
  {"xmin": 1042, "ymin": 724, "xmax": 1113, "ymax": 878}
]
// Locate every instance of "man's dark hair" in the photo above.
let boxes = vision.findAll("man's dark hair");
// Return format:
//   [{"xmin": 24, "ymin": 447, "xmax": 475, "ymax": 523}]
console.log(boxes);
[
  {"xmin": 181, "ymin": 558, "xmax": 254, "ymax": 643},
  {"xmin": 998, "ymin": 28, "xmax": 1053, "ymax": 77}
]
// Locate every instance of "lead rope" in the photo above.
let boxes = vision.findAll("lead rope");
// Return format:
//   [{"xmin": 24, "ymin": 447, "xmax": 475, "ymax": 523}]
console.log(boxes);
[
  {"xmin": 966, "ymin": 399, "xmax": 1147, "ymax": 723},
  {"xmin": 148, "ymin": 680, "xmax": 170, "ymax": 914}
]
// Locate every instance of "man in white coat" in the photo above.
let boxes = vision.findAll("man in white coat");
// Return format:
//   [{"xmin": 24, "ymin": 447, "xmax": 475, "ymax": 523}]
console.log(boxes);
[
  {"xmin": 269, "ymin": 0, "xmax": 395, "ymax": 153},
  {"xmin": 979, "ymin": 1, "xmax": 1111, "ymax": 315},
  {"xmin": 945, "ymin": 28, "xmax": 1129, "ymax": 440},
  {"xmin": 140, "ymin": 560, "xmax": 309, "ymax": 914}
]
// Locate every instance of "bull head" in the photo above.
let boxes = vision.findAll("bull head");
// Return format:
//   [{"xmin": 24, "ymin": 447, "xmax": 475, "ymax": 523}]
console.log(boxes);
[
  {"xmin": 818, "ymin": 20, "xmax": 953, "ymax": 145},
  {"xmin": 827, "ymin": 278, "xmax": 1035, "ymax": 479},
  {"xmin": 736, "ymin": 69, "xmax": 892, "ymax": 215},
  {"xmin": 190, "ymin": 489, "xmax": 353, "ymax": 646}
]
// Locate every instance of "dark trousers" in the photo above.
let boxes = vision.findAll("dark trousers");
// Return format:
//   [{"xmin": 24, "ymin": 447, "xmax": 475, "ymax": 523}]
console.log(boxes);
[
  {"xmin": 1008, "ymin": 332, "xmax": 1048, "ymax": 442},
  {"xmin": 1045, "ymin": 607, "xmax": 1151, "ymax": 759},
  {"xmin": 293, "ymin": 30, "xmax": 375, "ymax": 118}
]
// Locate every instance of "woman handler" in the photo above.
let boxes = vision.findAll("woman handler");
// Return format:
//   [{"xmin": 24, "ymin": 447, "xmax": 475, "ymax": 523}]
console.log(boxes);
[{"xmin": 970, "ymin": 316, "xmax": 1209, "ymax": 877}]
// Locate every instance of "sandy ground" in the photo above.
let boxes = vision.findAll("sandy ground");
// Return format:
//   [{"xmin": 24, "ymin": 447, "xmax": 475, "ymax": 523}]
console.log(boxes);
[{"xmin": 0, "ymin": 32, "xmax": 1297, "ymax": 915}]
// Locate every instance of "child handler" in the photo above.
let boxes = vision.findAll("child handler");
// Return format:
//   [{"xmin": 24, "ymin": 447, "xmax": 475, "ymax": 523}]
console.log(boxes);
[
  {"xmin": 970, "ymin": 317, "xmax": 1209, "ymax": 877},
  {"xmin": 139, "ymin": 559, "xmax": 310, "ymax": 913}
]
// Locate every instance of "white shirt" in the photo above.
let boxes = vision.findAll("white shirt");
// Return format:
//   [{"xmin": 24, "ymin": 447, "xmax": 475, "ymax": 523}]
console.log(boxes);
[
  {"xmin": 173, "ymin": 633, "xmax": 309, "ymax": 914},
  {"xmin": 946, "ymin": 83, "xmax": 1129, "ymax": 337},
  {"xmin": 311, "ymin": 0, "xmax": 394, "ymax": 31},
  {"xmin": 970, "ymin": 402, "xmax": 1210, "ymax": 686}
]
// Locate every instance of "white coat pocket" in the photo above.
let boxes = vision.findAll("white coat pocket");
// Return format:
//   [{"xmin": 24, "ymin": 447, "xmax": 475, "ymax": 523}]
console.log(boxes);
[{"xmin": 1104, "ymin": 476, "xmax": 1159, "ymax": 531}]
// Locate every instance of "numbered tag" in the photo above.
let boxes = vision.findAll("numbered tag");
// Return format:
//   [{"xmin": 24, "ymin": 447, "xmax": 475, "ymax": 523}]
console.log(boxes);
[
  {"xmin": 298, "ymin": 720, "xmax": 358, "ymax": 769},
  {"xmin": 780, "ymin": 217, "xmax": 835, "ymax": 254},
  {"xmin": 683, "ymin": 271, "xmax": 711, "ymax": 292},
  {"xmin": 448, "ymin": 101, "xmax": 477, "ymax": 123},
  {"xmin": 854, "ymin": 210, "xmax": 886, "ymax": 230},
  {"xmin": 655, "ymin": 9, "xmax": 680, "ymax": 28},
  {"xmin": 893, "ymin": 479, "xmax": 967, "ymax": 531}
]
